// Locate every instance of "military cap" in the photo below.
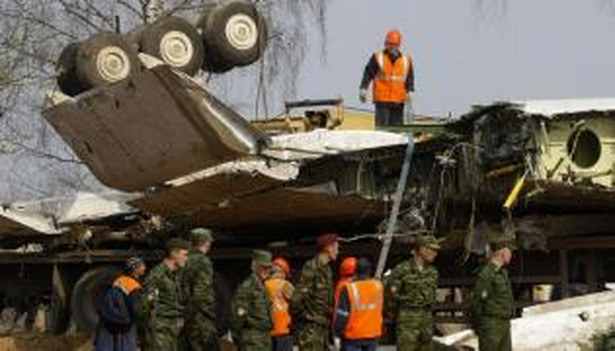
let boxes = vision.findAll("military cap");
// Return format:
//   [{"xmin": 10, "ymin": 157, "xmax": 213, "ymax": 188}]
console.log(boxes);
[
  {"xmin": 316, "ymin": 233, "xmax": 339, "ymax": 250},
  {"xmin": 191, "ymin": 227, "xmax": 213, "ymax": 242},
  {"xmin": 252, "ymin": 249, "xmax": 273, "ymax": 267},
  {"xmin": 165, "ymin": 238, "xmax": 190, "ymax": 252},
  {"xmin": 416, "ymin": 235, "xmax": 444, "ymax": 250},
  {"xmin": 490, "ymin": 237, "xmax": 516, "ymax": 251}
]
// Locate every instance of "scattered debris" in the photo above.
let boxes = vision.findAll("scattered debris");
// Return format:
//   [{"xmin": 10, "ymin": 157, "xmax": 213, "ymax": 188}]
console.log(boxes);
[{"xmin": 436, "ymin": 290, "xmax": 615, "ymax": 350}]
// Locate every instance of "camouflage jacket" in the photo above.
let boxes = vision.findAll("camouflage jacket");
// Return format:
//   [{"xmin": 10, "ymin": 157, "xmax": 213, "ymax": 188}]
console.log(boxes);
[
  {"xmin": 183, "ymin": 250, "xmax": 216, "ymax": 320},
  {"xmin": 470, "ymin": 263, "xmax": 514, "ymax": 322},
  {"xmin": 292, "ymin": 254, "xmax": 334, "ymax": 327},
  {"xmin": 230, "ymin": 274, "xmax": 273, "ymax": 334},
  {"xmin": 141, "ymin": 262, "xmax": 184, "ymax": 322},
  {"xmin": 388, "ymin": 258, "xmax": 439, "ymax": 315}
]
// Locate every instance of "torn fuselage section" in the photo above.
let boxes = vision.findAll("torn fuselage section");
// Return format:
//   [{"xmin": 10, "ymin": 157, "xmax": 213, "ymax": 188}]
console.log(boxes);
[
  {"xmin": 450, "ymin": 99, "xmax": 615, "ymax": 210},
  {"xmin": 131, "ymin": 130, "xmax": 415, "ymax": 240},
  {"xmin": 433, "ymin": 99, "xmax": 615, "ymax": 252}
]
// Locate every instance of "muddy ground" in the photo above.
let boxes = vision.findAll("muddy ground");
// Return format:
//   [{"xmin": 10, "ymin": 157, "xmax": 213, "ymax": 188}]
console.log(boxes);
[{"xmin": 0, "ymin": 333, "xmax": 92, "ymax": 351}]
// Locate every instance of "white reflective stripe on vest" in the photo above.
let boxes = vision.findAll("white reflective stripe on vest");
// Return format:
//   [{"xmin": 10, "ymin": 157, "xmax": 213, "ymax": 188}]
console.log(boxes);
[
  {"xmin": 376, "ymin": 52, "xmax": 384, "ymax": 71},
  {"xmin": 374, "ymin": 51, "xmax": 409, "ymax": 83},
  {"xmin": 402, "ymin": 54, "xmax": 409, "ymax": 78},
  {"xmin": 349, "ymin": 281, "xmax": 382, "ymax": 311}
]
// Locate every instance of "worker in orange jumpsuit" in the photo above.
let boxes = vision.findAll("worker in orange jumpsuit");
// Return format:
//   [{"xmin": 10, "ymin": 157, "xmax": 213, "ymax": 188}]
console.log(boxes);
[
  {"xmin": 266, "ymin": 257, "xmax": 295, "ymax": 351},
  {"xmin": 360, "ymin": 30, "xmax": 415, "ymax": 127},
  {"xmin": 335, "ymin": 257, "xmax": 358, "ymax": 308}
]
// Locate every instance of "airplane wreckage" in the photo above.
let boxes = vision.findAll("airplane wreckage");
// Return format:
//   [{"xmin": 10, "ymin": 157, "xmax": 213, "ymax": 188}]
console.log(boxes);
[
  {"xmin": 8, "ymin": 93, "xmax": 614, "ymax": 252},
  {"xmin": 1, "ymin": 1, "xmax": 615, "ymax": 344}
]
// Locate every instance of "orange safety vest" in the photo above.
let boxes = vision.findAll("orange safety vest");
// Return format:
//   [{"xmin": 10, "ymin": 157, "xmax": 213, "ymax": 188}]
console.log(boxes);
[
  {"xmin": 113, "ymin": 275, "xmax": 142, "ymax": 295},
  {"xmin": 373, "ymin": 51, "xmax": 411, "ymax": 103},
  {"xmin": 265, "ymin": 278, "xmax": 291, "ymax": 337},
  {"xmin": 344, "ymin": 279, "xmax": 383, "ymax": 340},
  {"xmin": 335, "ymin": 277, "xmax": 353, "ymax": 308}
]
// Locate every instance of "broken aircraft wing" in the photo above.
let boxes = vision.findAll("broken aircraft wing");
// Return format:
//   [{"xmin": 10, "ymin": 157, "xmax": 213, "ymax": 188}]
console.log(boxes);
[{"xmin": 44, "ymin": 65, "xmax": 270, "ymax": 192}]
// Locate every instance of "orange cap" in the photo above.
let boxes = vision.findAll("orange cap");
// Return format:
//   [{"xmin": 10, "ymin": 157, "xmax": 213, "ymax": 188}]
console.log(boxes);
[
  {"xmin": 340, "ymin": 257, "xmax": 358, "ymax": 277},
  {"xmin": 273, "ymin": 257, "xmax": 290, "ymax": 277},
  {"xmin": 385, "ymin": 30, "xmax": 402, "ymax": 47}
]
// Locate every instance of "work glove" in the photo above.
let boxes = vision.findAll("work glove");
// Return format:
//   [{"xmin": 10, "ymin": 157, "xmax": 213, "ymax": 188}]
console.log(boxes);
[{"xmin": 359, "ymin": 89, "xmax": 367, "ymax": 103}]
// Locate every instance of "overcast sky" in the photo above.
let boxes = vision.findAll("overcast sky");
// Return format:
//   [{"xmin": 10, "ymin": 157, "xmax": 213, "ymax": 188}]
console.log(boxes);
[{"xmin": 292, "ymin": 0, "xmax": 615, "ymax": 118}]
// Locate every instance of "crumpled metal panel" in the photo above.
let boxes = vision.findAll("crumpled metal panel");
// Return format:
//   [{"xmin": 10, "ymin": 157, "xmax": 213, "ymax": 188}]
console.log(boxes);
[
  {"xmin": 44, "ymin": 66, "xmax": 269, "ymax": 192},
  {"xmin": 0, "ymin": 208, "xmax": 60, "ymax": 236},
  {"xmin": 188, "ymin": 188, "xmax": 384, "ymax": 230},
  {"xmin": 514, "ymin": 98, "xmax": 615, "ymax": 118},
  {"xmin": 131, "ymin": 172, "xmax": 385, "ymax": 232},
  {"xmin": 131, "ymin": 172, "xmax": 280, "ymax": 218}
]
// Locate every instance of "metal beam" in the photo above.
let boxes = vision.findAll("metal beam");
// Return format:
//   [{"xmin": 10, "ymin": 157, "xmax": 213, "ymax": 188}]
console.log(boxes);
[{"xmin": 376, "ymin": 138, "xmax": 414, "ymax": 279}]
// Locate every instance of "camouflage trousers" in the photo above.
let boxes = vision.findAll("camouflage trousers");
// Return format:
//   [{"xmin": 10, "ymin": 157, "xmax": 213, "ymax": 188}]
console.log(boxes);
[
  {"xmin": 184, "ymin": 313, "xmax": 219, "ymax": 351},
  {"xmin": 237, "ymin": 328, "xmax": 272, "ymax": 351},
  {"xmin": 396, "ymin": 310, "xmax": 434, "ymax": 351},
  {"xmin": 297, "ymin": 322, "xmax": 329, "ymax": 351},
  {"xmin": 148, "ymin": 318, "xmax": 182, "ymax": 351},
  {"xmin": 477, "ymin": 317, "xmax": 511, "ymax": 351}
]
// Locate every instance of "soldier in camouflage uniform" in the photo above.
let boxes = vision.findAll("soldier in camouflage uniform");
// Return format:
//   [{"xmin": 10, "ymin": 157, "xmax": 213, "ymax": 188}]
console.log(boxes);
[
  {"xmin": 292, "ymin": 233, "xmax": 340, "ymax": 351},
  {"xmin": 387, "ymin": 235, "xmax": 442, "ymax": 351},
  {"xmin": 183, "ymin": 228, "xmax": 218, "ymax": 351},
  {"xmin": 141, "ymin": 238, "xmax": 190, "ymax": 351},
  {"xmin": 470, "ymin": 239, "xmax": 515, "ymax": 351},
  {"xmin": 230, "ymin": 250, "xmax": 274, "ymax": 351}
]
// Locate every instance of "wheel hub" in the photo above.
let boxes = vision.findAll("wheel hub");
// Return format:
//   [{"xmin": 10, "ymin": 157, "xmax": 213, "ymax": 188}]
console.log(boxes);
[
  {"xmin": 159, "ymin": 30, "xmax": 194, "ymax": 67},
  {"xmin": 96, "ymin": 46, "xmax": 131, "ymax": 82},
  {"xmin": 225, "ymin": 14, "xmax": 258, "ymax": 50}
]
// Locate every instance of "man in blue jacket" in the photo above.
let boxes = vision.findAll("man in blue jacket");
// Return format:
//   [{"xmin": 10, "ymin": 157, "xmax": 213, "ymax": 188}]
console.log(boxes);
[{"xmin": 94, "ymin": 256, "xmax": 147, "ymax": 351}]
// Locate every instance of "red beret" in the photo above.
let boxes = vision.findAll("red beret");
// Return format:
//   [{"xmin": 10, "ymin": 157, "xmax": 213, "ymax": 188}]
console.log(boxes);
[{"xmin": 317, "ymin": 233, "xmax": 339, "ymax": 250}]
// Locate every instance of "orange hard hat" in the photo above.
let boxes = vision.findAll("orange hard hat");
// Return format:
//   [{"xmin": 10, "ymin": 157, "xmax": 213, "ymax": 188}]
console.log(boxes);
[
  {"xmin": 385, "ymin": 30, "xmax": 402, "ymax": 47},
  {"xmin": 273, "ymin": 257, "xmax": 290, "ymax": 276},
  {"xmin": 340, "ymin": 257, "xmax": 358, "ymax": 277}
]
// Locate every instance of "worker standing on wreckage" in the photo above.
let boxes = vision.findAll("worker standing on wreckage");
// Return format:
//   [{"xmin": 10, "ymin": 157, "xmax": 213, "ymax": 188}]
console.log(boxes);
[
  {"xmin": 292, "ymin": 233, "xmax": 340, "ymax": 350},
  {"xmin": 182, "ymin": 228, "xmax": 218, "ymax": 351},
  {"xmin": 141, "ymin": 238, "xmax": 190, "ymax": 351},
  {"xmin": 470, "ymin": 238, "xmax": 515, "ymax": 351},
  {"xmin": 360, "ymin": 29, "xmax": 415, "ymax": 127},
  {"xmin": 230, "ymin": 249, "xmax": 274, "ymax": 350},
  {"xmin": 388, "ymin": 235, "xmax": 443, "ymax": 351}
]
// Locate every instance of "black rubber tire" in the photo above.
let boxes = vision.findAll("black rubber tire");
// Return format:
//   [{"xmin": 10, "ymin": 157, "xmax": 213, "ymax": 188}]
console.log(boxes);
[
  {"xmin": 70, "ymin": 266, "xmax": 120, "ymax": 333},
  {"xmin": 140, "ymin": 16, "xmax": 205, "ymax": 76},
  {"xmin": 198, "ymin": 4, "xmax": 235, "ymax": 74},
  {"xmin": 75, "ymin": 32, "xmax": 140, "ymax": 90},
  {"xmin": 56, "ymin": 43, "xmax": 85, "ymax": 96},
  {"xmin": 201, "ymin": 1, "xmax": 268, "ymax": 67},
  {"xmin": 202, "ymin": 50, "xmax": 236, "ymax": 74},
  {"xmin": 196, "ymin": 3, "xmax": 218, "ymax": 33}
]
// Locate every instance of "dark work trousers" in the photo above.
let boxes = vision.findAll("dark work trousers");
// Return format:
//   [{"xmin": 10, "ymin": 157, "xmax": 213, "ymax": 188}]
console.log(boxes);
[
  {"xmin": 375, "ymin": 102, "xmax": 404, "ymax": 127},
  {"xmin": 342, "ymin": 338, "xmax": 379, "ymax": 351},
  {"xmin": 273, "ymin": 335, "xmax": 294, "ymax": 351}
]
